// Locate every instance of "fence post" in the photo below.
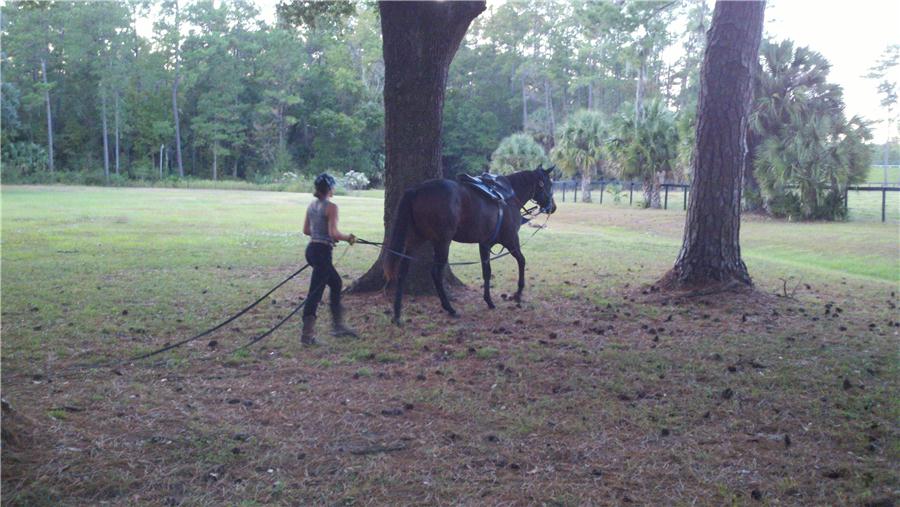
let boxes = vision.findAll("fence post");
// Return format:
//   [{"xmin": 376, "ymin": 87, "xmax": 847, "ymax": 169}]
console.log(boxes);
[
  {"xmin": 562, "ymin": 184, "xmax": 566, "ymax": 202},
  {"xmin": 683, "ymin": 186, "xmax": 688, "ymax": 210},
  {"xmin": 664, "ymin": 185, "xmax": 669, "ymax": 210},
  {"xmin": 574, "ymin": 183, "xmax": 578, "ymax": 203},
  {"xmin": 599, "ymin": 182, "xmax": 604, "ymax": 204},
  {"xmin": 629, "ymin": 182, "xmax": 634, "ymax": 205},
  {"xmin": 882, "ymin": 188, "xmax": 887, "ymax": 223}
]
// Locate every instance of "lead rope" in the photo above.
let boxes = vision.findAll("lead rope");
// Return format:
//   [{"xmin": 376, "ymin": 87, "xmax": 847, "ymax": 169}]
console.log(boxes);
[{"xmin": 231, "ymin": 242, "xmax": 353, "ymax": 352}]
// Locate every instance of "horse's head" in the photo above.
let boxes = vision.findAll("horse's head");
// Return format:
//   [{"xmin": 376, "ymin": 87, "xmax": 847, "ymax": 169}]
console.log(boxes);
[{"xmin": 532, "ymin": 165, "xmax": 557, "ymax": 214}]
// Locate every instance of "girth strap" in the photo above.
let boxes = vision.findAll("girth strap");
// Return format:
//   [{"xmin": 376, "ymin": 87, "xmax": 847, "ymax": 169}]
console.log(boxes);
[{"xmin": 488, "ymin": 203, "xmax": 504, "ymax": 246}]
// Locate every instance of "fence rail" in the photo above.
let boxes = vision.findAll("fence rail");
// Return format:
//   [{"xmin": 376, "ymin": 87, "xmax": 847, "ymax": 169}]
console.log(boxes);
[{"xmin": 551, "ymin": 179, "xmax": 900, "ymax": 222}]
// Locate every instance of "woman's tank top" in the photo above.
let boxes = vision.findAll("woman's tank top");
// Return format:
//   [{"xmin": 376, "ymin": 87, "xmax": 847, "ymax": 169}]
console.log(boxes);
[{"xmin": 307, "ymin": 199, "xmax": 333, "ymax": 245}]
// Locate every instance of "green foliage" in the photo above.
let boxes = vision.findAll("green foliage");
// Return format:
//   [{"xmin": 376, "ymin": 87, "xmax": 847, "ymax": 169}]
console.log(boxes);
[
  {"xmin": 489, "ymin": 133, "xmax": 548, "ymax": 175},
  {"xmin": 276, "ymin": 0, "xmax": 356, "ymax": 30},
  {"xmin": 752, "ymin": 39, "xmax": 874, "ymax": 220},
  {"xmin": 550, "ymin": 109, "xmax": 607, "ymax": 179},
  {"xmin": 1, "ymin": 141, "xmax": 48, "ymax": 179},
  {"xmin": 608, "ymin": 99, "xmax": 678, "ymax": 182}
]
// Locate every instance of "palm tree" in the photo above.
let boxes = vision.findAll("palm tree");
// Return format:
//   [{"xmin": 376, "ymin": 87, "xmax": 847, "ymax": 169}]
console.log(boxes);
[
  {"xmin": 751, "ymin": 39, "xmax": 873, "ymax": 219},
  {"xmin": 550, "ymin": 110, "xmax": 606, "ymax": 202},
  {"xmin": 608, "ymin": 98, "xmax": 678, "ymax": 208},
  {"xmin": 490, "ymin": 133, "xmax": 548, "ymax": 175}
]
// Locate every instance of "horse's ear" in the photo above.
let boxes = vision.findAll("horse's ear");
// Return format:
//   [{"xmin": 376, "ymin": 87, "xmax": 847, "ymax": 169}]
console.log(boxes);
[
  {"xmin": 544, "ymin": 165, "xmax": 554, "ymax": 174},
  {"xmin": 536, "ymin": 163, "xmax": 543, "ymax": 171}
]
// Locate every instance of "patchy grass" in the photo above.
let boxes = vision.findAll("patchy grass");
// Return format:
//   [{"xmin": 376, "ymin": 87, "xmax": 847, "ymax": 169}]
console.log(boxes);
[{"xmin": 2, "ymin": 185, "xmax": 898, "ymax": 506}]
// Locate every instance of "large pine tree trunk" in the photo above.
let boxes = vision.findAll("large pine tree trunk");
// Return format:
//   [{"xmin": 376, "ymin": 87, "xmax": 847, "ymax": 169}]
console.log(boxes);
[
  {"xmin": 40, "ymin": 58, "xmax": 54, "ymax": 173},
  {"xmin": 662, "ymin": 0, "xmax": 764, "ymax": 289},
  {"xmin": 353, "ymin": 1, "xmax": 485, "ymax": 294}
]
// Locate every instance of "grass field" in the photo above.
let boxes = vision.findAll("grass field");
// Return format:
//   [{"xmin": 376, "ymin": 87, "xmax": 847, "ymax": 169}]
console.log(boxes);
[
  {"xmin": 866, "ymin": 166, "xmax": 900, "ymax": 185},
  {"xmin": 2, "ymin": 185, "xmax": 898, "ymax": 506}
]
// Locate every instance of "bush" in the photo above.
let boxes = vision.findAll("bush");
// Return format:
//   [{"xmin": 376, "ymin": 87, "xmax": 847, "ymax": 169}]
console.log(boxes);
[
  {"xmin": 342, "ymin": 170, "xmax": 370, "ymax": 190},
  {"xmin": 490, "ymin": 133, "xmax": 548, "ymax": 175},
  {"xmin": 1, "ymin": 142, "xmax": 49, "ymax": 181}
]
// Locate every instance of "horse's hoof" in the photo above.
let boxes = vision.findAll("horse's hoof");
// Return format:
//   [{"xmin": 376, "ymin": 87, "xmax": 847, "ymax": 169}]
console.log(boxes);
[
  {"xmin": 446, "ymin": 310, "xmax": 459, "ymax": 318},
  {"xmin": 486, "ymin": 301, "xmax": 496, "ymax": 310},
  {"xmin": 391, "ymin": 317, "xmax": 403, "ymax": 327}
]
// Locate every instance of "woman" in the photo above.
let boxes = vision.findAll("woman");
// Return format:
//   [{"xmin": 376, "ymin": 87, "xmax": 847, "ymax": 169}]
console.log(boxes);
[{"xmin": 301, "ymin": 173, "xmax": 358, "ymax": 345}]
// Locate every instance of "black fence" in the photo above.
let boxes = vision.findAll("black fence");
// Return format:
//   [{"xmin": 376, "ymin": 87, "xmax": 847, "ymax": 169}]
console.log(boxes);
[{"xmin": 552, "ymin": 179, "xmax": 900, "ymax": 222}]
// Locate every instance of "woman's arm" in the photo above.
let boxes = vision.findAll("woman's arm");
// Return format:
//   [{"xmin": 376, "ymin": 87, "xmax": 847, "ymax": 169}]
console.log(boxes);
[
  {"xmin": 326, "ymin": 203, "xmax": 354, "ymax": 243},
  {"xmin": 303, "ymin": 211, "xmax": 311, "ymax": 236}
]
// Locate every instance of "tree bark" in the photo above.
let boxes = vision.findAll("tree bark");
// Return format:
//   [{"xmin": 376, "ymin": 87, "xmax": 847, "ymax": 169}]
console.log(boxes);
[
  {"xmin": 544, "ymin": 78, "xmax": 555, "ymax": 145},
  {"xmin": 212, "ymin": 144, "xmax": 218, "ymax": 181},
  {"xmin": 580, "ymin": 169, "xmax": 592, "ymax": 203},
  {"xmin": 662, "ymin": 0, "xmax": 764, "ymax": 289},
  {"xmin": 114, "ymin": 92, "xmax": 120, "ymax": 175},
  {"xmin": 635, "ymin": 49, "xmax": 646, "ymax": 124},
  {"xmin": 172, "ymin": 0, "xmax": 185, "ymax": 178},
  {"xmin": 40, "ymin": 58, "xmax": 54, "ymax": 173},
  {"xmin": 642, "ymin": 175, "xmax": 661, "ymax": 209},
  {"xmin": 101, "ymin": 88, "xmax": 110, "ymax": 183},
  {"xmin": 353, "ymin": 1, "xmax": 486, "ymax": 294},
  {"xmin": 521, "ymin": 75, "xmax": 528, "ymax": 128}
]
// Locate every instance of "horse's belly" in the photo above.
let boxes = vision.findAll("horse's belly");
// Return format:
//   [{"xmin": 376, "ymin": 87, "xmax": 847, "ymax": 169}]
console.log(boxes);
[{"xmin": 451, "ymin": 230, "xmax": 482, "ymax": 244}]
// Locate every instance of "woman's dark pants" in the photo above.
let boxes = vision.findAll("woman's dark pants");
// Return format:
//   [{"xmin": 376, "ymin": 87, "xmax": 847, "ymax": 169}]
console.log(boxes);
[{"xmin": 303, "ymin": 242, "xmax": 342, "ymax": 317}]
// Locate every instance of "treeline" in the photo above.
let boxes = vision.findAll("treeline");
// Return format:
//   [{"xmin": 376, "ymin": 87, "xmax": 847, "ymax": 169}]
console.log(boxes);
[
  {"xmin": 1, "ymin": 0, "xmax": 384, "ymax": 185},
  {"xmin": 1, "ymin": 1, "xmax": 888, "ymax": 219},
  {"xmin": 1, "ymin": 0, "xmax": 714, "ymax": 185}
]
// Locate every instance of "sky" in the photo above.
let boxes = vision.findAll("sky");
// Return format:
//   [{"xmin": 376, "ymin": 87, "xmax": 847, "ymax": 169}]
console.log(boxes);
[
  {"xmin": 140, "ymin": 0, "xmax": 900, "ymax": 141},
  {"xmin": 763, "ymin": 0, "xmax": 900, "ymax": 142}
]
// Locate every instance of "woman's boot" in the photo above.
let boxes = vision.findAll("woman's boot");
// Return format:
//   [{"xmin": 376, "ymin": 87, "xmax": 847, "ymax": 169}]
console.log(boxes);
[
  {"xmin": 301, "ymin": 315, "xmax": 318, "ymax": 346},
  {"xmin": 331, "ymin": 305, "xmax": 359, "ymax": 338}
]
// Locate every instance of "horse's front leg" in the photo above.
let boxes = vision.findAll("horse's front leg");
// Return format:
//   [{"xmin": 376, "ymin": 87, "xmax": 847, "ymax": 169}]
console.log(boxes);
[
  {"xmin": 431, "ymin": 240, "xmax": 457, "ymax": 316},
  {"xmin": 510, "ymin": 248, "xmax": 526, "ymax": 303},
  {"xmin": 479, "ymin": 243, "xmax": 495, "ymax": 309}
]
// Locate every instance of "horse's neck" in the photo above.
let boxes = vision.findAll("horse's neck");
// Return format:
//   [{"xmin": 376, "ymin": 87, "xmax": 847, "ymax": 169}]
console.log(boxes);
[{"xmin": 506, "ymin": 173, "xmax": 534, "ymax": 208}]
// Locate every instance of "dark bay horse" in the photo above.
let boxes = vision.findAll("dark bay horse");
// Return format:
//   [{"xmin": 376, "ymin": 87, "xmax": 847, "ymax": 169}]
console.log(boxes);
[{"xmin": 383, "ymin": 166, "xmax": 557, "ymax": 324}]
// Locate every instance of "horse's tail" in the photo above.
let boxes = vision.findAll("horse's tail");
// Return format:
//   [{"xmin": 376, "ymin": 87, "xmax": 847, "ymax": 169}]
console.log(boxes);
[{"xmin": 383, "ymin": 189, "xmax": 415, "ymax": 282}]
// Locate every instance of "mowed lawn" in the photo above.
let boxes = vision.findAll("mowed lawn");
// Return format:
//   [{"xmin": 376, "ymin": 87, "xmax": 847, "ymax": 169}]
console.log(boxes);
[{"xmin": 2, "ymin": 185, "xmax": 898, "ymax": 506}]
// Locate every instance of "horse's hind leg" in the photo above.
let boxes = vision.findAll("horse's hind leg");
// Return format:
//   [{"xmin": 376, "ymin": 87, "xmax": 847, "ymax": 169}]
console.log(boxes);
[
  {"xmin": 479, "ymin": 243, "xmax": 495, "ymax": 309},
  {"xmin": 392, "ymin": 256, "xmax": 411, "ymax": 326},
  {"xmin": 431, "ymin": 240, "xmax": 457, "ymax": 316}
]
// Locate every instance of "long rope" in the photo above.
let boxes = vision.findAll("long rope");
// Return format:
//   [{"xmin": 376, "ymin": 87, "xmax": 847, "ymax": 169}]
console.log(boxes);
[
  {"xmin": 127, "ymin": 263, "xmax": 312, "ymax": 361},
  {"xmin": 43, "ymin": 213, "xmax": 548, "ymax": 375},
  {"xmin": 231, "ymin": 244, "xmax": 353, "ymax": 352}
]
